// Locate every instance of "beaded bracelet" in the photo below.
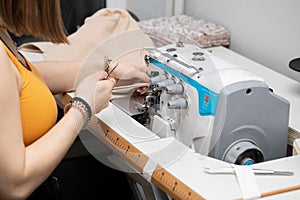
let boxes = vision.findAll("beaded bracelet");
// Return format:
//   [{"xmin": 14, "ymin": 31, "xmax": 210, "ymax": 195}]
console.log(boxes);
[{"xmin": 64, "ymin": 97, "xmax": 92, "ymax": 129}]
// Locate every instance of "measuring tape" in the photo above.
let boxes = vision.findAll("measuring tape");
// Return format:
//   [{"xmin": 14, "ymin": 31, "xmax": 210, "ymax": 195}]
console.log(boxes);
[{"xmin": 93, "ymin": 117, "xmax": 205, "ymax": 200}]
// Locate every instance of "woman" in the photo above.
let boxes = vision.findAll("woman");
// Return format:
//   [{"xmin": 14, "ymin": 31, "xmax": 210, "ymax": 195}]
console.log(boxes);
[{"xmin": 0, "ymin": 0, "xmax": 148, "ymax": 199}]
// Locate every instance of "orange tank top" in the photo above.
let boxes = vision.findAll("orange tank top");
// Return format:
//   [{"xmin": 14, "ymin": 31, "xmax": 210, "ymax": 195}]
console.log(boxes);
[{"xmin": 1, "ymin": 41, "xmax": 58, "ymax": 146}]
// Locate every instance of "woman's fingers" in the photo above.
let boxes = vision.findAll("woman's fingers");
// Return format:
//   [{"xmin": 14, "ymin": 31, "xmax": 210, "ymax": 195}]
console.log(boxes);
[
  {"xmin": 136, "ymin": 86, "xmax": 149, "ymax": 94},
  {"xmin": 107, "ymin": 77, "xmax": 116, "ymax": 86}
]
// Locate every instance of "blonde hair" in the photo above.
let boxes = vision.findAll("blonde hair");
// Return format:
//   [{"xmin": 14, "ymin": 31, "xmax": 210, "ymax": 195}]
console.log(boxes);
[{"xmin": 0, "ymin": 0, "xmax": 68, "ymax": 44}]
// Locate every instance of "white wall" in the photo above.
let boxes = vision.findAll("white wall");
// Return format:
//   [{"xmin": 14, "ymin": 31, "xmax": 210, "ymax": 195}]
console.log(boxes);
[
  {"xmin": 184, "ymin": 0, "xmax": 300, "ymax": 82},
  {"xmin": 106, "ymin": 0, "xmax": 128, "ymax": 9},
  {"xmin": 107, "ymin": 0, "xmax": 175, "ymax": 20},
  {"xmin": 126, "ymin": 0, "xmax": 172, "ymax": 20}
]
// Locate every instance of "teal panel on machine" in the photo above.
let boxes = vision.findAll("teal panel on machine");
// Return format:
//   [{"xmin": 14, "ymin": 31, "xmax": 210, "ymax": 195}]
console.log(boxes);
[{"xmin": 150, "ymin": 59, "xmax": 219, "ymax": 116}]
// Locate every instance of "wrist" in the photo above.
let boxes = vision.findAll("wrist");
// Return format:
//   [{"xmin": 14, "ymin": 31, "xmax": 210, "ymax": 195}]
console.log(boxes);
[{"xmin": 64, "ymin": 97, "xmax": 92, "ymax": 130}]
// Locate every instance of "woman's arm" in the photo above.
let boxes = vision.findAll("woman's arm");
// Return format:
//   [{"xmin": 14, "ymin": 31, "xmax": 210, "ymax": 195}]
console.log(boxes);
[
  {"xmin": 33, "ymin": 60, "xmax": 81, "ymax": 94},
  {"xmin": 0, "ymin": 48, "xmax": 114, "ymax": 199},
  {"xmin": 33, "ymin": 58, "xmax": 150, "ymax": 95},
  {"xmin": 0, "ymin": 52, "xmax": 83, "ymax": 199}
]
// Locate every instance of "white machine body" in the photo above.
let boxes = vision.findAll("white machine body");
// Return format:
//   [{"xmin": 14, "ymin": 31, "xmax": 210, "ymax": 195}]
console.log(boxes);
[{"xmin": 113, "ymin": 43, "xmax": 290, "ymax": 165}]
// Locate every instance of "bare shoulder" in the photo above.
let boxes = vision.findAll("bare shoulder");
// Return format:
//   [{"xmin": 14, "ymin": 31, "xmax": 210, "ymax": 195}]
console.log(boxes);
[{"xmin": 0, "ymin": 44, "xmax": 22, "ymax": 92}]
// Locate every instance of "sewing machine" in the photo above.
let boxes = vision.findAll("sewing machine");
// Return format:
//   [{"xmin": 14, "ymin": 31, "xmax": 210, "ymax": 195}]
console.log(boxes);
[{"xmin": 112, "ymin": 43, "xmax": 290, "ymax": 165}]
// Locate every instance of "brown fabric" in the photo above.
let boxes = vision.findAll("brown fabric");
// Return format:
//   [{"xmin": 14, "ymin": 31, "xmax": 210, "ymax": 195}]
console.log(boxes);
[
  {"xmin": 19, "ymin": 8, "xmax": 150, "ymax": 60},
  {"xmin": 19, "ymin": 8, "xmax": 154, "ymax": 94}
]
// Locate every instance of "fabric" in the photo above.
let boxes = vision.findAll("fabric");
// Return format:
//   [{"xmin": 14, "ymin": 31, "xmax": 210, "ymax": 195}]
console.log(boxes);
[
  {"xmin": 19, "ymin": 8, "xmax": 155, "ymax": 94},
  {"xmin": 18, "ymin": 8, "xmax": 153, "ymax": 62},
  {"xmin": 293, "ymin": 138, "xmax": 300, "ymax": 155},
  {"xmin": 138, "ymin": 14, "xmax": 230, "ymax": 48},
  {"xmin": 1, "ymin": 41, "xmax": 57, "ymax": 146}
]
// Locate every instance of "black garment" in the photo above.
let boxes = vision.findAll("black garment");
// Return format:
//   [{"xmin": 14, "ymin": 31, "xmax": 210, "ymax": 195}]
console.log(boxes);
[
  {"xmin": 27, "ymin": 151, "xmax": 134, "ymax": 200},
  {"xmin": 27, "ymin": 176, "xmax": 61, "ymax": 200},
  {"xmin": 55, "ymin": 154, "xmax": 134, "ymax": 200}
]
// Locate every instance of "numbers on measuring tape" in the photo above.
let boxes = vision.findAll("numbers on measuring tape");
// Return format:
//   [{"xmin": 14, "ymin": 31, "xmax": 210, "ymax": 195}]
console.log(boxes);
[
  {"xmin": 152, "ymin": 167, "xmax": 205, "ymax": 200},
  {"xmin": 97, "ymin": 119, "xmax": 149, "ymax": 173}
]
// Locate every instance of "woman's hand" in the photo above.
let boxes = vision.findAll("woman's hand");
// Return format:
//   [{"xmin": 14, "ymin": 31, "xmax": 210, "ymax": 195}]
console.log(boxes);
[
  {"xmin": 75, "ymin": 71, "xmax": 116, "ymax": 114},
  {"xmin": 110, "ymin": 62, "xmax": 148, "ymax": 82},
  {"xmin": 109, "ymin": 61, "xmax": 149, "ymax": 93}
]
